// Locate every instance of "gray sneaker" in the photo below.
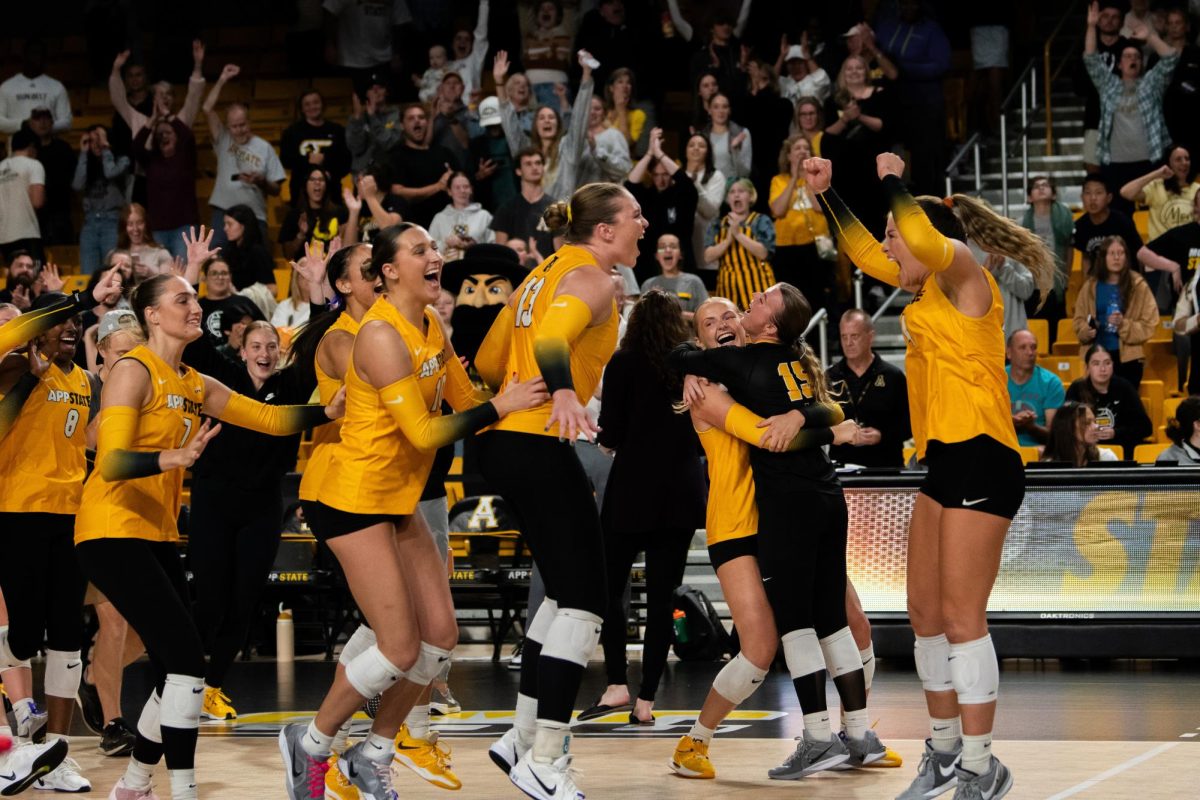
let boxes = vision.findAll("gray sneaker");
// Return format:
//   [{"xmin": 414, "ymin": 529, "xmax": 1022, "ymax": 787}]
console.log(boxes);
[
  {"xmin": 768, "ymin": 730, "xmax": 851, "ymax": 779},
  {"xmin": 896, "ymin": 738, "xmax": 961, "ymax": 800},
  {"xmin": 953, "ymin": 757, "xmax": 1012, "ymax": 800},
  {"xmin": 278, "ymin": 722, "xmax": 330, "ymax": 800},
  {"xmin": 338, "ymin": 740, "xmax": 399, "ymax": 799},
  {"xmin": 844, "ymin": 729, "xmax": 888, "ymax": 766}
]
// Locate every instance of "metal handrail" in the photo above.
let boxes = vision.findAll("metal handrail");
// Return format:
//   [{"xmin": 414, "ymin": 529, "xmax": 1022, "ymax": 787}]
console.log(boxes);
[
  {"xmin": 1044, "ymin": 0, "xmax": 1088, "ymax": 156},
  {"xmin": 870, "ymin": 287, "xmax": 905, "ymax": 322},
  {"xmin": 802, "ymin": 307, "xmax": 829, "ymax": 367},
  {"xmin": 852, "ymin": 270, "xmax": 907, "ymax": 322}
]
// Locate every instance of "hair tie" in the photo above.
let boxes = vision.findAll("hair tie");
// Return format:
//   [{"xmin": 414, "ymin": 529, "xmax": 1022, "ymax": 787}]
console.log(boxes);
[
  {"xmin": 797, "ymin": 333, "xmax": 808, "ymax": 350},
  {"xmin": 566, "ymin": 203, "xmax": 573, "ymax": 224},
  {"xmin": 943, "ymin": 196, "xmax": 955, "ymax": 208}
]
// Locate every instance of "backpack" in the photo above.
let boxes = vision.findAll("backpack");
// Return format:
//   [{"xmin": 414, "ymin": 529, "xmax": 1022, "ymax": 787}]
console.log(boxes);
[{"xmin": 671, "ymin": 585, "xmax": 731, "ymax": 662}]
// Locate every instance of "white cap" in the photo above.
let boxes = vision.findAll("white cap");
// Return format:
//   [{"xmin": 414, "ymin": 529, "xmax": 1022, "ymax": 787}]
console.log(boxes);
[
  {"xmin": 478, "ymin": 96, "xmax": 502, "ymax": 127},
  {"xmin": 785, "ymin": 45, "xmax": 806, "ymax": 61},
  {"xmin": 844, "ymin": 23, "xmax": 865, "ymax": 37}
]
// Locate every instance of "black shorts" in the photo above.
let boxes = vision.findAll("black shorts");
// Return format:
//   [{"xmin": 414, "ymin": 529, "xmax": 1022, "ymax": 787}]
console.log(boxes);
[
  {"xmin": 920, "ymin": 435, "xmax": 1025, "ymax": 520},
  {"xmin": 303, "ymin": 500, "xmax": 407, "ymax": 542},
  {"xmin": 708, "ymin": 534, "xmax": 757, "ymax": 571}
]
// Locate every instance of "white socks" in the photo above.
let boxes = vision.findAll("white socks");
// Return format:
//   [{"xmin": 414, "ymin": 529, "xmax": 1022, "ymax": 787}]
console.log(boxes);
[
  {"xmin": 301, "ymin": 720, "xmax": 334, "ymax": 759},
  {"xmin": 332, "ymin": 719, "xmax": 352, "ymax": 754},
  {"xmin": 364, "ymin": 732, "xmax": 393, "ymax": 763},
  {"xmin": 168, "ymin": 769, "xmax": 197, "ymax": 800},
  {"xmin": 844, "ymin": 708, "xmax": 869, "ymax": 740},
  {"xmin": 532, "ymin": 723, "xmax": 570, "ymax": 763},
  {"xmin": 687, "ymin": 721, "xmax": 715, "ymax": 745},
  {"xmin": 123, "ymin": 759, "xmax": 155, "ymax": 791},
  {"xmin": 514, "ymin": 693, "xmax": 537, "ymax": 749},
  {"xmin": 931, "ymin": 716, "xmax": 962, "ymax": 753},
  {"xmin": 405, "ymin": 704, "xmax": 430, "ymax": 740},
  {"xmin": 803, "ymin": 710, "xmax": 832, "ymax": 741},
  {"xmin": 962, "ymin": 732, "xmax": 993, "ymax": 774}
]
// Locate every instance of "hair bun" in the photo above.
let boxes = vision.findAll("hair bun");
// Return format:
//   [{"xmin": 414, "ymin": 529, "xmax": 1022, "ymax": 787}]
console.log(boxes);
[{"xmin": 542, "ymin": 201, "xmax": 570, "ymax": 232}]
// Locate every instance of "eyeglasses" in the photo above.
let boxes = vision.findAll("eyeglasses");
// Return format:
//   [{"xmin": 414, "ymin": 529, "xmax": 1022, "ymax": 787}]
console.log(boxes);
[{"xmin": 208, "ymin": 270, "xmax": 231, "ymax": 277}]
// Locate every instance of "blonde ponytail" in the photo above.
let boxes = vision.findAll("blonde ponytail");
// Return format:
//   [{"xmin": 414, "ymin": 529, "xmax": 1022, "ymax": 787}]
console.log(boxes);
[{"xmin": 948, "ymin": 193, "xmax": 1057, "ymax": 308}]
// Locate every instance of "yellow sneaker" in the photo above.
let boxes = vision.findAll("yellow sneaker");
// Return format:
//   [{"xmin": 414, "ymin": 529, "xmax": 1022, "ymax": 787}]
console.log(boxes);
[
  {"xmin": 324, "ymin": 755, "xmax": 361, "ymax": 799},
  {"xmin": 864, "ymin": 746, "xmax": 904, "ymax": 768},
  {"xmin": 201, "ymin": 687, "xmax": 237, "ymax": 720},
  {"xmin": 393, "ymin": 724, "xmax": 462, "ymax": 790},
  {"xmin": 670, "ymin": 735, "xmax": 715, "ymax": 779}
]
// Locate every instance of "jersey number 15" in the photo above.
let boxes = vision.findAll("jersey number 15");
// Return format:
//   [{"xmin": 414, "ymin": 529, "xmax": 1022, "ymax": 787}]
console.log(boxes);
[{"xmin": 777, "ymin": 361, "xmax": 813, "ymax": 401}]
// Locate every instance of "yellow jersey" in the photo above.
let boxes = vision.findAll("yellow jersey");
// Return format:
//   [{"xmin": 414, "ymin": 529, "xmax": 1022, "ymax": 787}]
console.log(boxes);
[
  {"xmin": 0, "ymin": 361, "xmax": 94, "ymax": 514},
  {"xmin": 491, "ymin": 245, "xmax": 618, "ymax": 437},
  {"xmin": 298, "ymin": 312, "xmax": 360, "ymax": 502},
  {"xmin": 75, "ymin": 346, "xmax": 205, "ymax": 543},
  {"xmin": 695, "ymin": 424, "xmax": 757, "ymax": 547},
  {"xmin": 316, "ymin": 299, "xmax": 447, "ymax": 515},
  {"xmin": 900, "ymin": 268, "xmax": 1019, "ymax": 460}
]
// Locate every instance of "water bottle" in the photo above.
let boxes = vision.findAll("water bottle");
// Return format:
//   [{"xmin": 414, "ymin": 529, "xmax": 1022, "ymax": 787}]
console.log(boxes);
[
  {"xmin": 1105, "ymin": 298, "xmax": 1121, "ymax": 334},
  {"xmin": 276, "ymin": 605, "xmax": 294, "ymax": 663},
  {"xmin": 672, "ymin": 609, "xmax": 689, "ymax": 644}
]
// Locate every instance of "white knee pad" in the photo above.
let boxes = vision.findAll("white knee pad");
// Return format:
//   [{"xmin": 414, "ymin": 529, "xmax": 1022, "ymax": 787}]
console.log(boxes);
[
  {"xmin": 339, "ymin": 625, "xmax": 377, "ymax": 667},
  {"xmin": 914, "ymin": 634, "xmax": 954, "ymax": 693},
  {"xmin": 526, "ymin": 598, "xmax": 559, "ymax": 645},
  {"xmin": 160, "ymin": 674, "xmax": 204, "ymax": 730},
  {"xmin": 949, "ymin": 635, "xmax": 999, "ymax": 705},
  {"xmin": 137, "ymin": 691, "xmax": 163, "ymax": 744},
  {"xmin": 818, "ymin": 628, "xmax": 862, "ymax": 678},
  {"xmin": 0, "ymin": 626, "xmax": 18, "ymax": 670},
  {"xmin": 43, "ymin": 649, "xmax": 83, "ymax": 699},
  {"xmin": 781, "ymin": 628, "xmax": 825, "ymax": 680},
  {"xmin": 344, "ymin": 645, "xmax": 405, "ymax": 698},
  {"xmin": 406, "ymin": 642, "xmax": 453, "ymax": 687},
  {"xmin": 540, "ymin": 608, "xmax": 602, "ymax": 668},
  {"xmin": 860, "ymin": 645, "xmax": 876, "ymax": 692},
  {"xmin": 712, "ymin": 653, "xmax": 769, "ymax": 705}
]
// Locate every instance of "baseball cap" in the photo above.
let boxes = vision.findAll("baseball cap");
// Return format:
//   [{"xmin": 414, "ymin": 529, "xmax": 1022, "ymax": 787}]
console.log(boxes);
[
  {"xmin": 844, "ymin": 23, "xmax": 866, "ymax": 37},
  {"xmin": 478, "ymin": 96, "xmax": 502, "ymax": 127},
  {"xmin": 785, "ymin": 45, "xmax": 806, "ymax": 61},
  {"xmin": 97, "ymin": 309, "xmax": 141, "ymax": 344}
]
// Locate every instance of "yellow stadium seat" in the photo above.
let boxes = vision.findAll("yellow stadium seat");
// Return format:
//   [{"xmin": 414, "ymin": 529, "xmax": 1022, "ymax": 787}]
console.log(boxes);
[
  {"xmin": 63, "ymin": 275, "xmax": 89, "ymax": 293},
  {"xmin": 1026, "ymin": 318, "xmax": 1049, "ymax": 354},
  {"xmin": 1148, "ymin": 316, "xmax": 1173, "ymax": 344},
  {"xmin": 1134, "ymin": 443, "xmax": 1170, "ymax": 464},
  {"xmin": 1052, "ymin": 319, "xmax": 1080, "ymax": 355},
  {"xmin": 1139, "ymin": 381, "xmax": 1165, "ymax": 438},
  {"xmin": 1133, "ymin": 210, "xmax": 1150, "ymax": 242},
  {"xmin": 1039, "ymin": 355, "xmax": 1083, "ymax": 384},
  {"xmin": 274, "ymin": 268, "xmax": 292, "ymax": 301}
]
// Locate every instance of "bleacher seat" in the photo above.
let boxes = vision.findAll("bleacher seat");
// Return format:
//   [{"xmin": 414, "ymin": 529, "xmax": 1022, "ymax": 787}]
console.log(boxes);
[
  {"xmin": 1133, "ymin": 210, "xmax": 1150, "ymax": 243},
  {"xmin": 1139, "ymin": 381, "xmax": 1165, "ymax": 440},
  {"xmin": 1134, "ymin": 443, "xmax": 1169, "ymax": 464},
  {"xmin": 1039, "ymin": 355, "xmax": 1083, "ymax": 384},
  {"xmin": 63, "ymin": 275, "xmax": 89, "ymax": 293},
  {"xmin": 1053, "ymin": 319, "xmax": 1079, "ymax": 355},
  {"xmin": 1027, "ymin": 318, "xmax": 1049, "ymax": 354}
]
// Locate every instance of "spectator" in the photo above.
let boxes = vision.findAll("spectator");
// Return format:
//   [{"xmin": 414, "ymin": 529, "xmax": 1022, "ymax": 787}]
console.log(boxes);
[
  {"xmin": 78, "ymin": 253, "xmax": 132, "ymax": 345},
  {"xmin": 1065, "ymin": 344, "xmax": 1154, "ymax": 457},
  {"xmin": 322, "ymin": 0, "xmax": 412, "ymax": 80},
  {"xmin": 346, "ymin": 73, "xmax": 402, "ymax": 175},
  {"xmin": 203, "ymin": 65, "xmax": 285, "ymax": 249},
  {"xmin": 823, "ymin": 58, "xmax": 891, "ymax": 239},
  {"xmin": 1157, "ymin": 395, "xmax": 1200, "ymax": 464},
  {"xmin": 523, "ymin": 0, "xmax": 573, "ymax": 107},
  {"xmin": 279, "ymin": 167, "xmax": 352, "ymax": 261},
  {"xmin": 825, "ymin": 55, "xmax": 888, "ymax": 142},
  {"xmin": 222, "ymin": 205, "xmax": 278, "ymax": 296},
  {"xmin": 1023, "ymin": 175, "xmax": 1075, "ymax": 334},
  {"xmin": 73, "ymin": 126, "xmax": 131, "ymax": 275},
  {"xmin": 415, "ymin": 44, "xmax": 449, "ymax": 103},
  {"xmin": 385, "ymin": 103, "xmax": 458, "ymax": 227},
  {"xmin": 873, "ymin": 0, "xmax": 950, "ymax": 194},
  {"xmin": 469, "ymin": 97, "xmax": 517, "ymax": 212},
  {"xmin": 640, "ymin": 233, "xmax": 708, "ymax": 320},
  {"xmin": 0, "ymin": 251, "xmax": 53, "ymax": 309},
  {"xmin": 1173, "ymin": 262, "xmax": 1199, "ymax": 394},
  {"xmin": 216, "ymin": 302, "xmax": 267, "ymax": 359},
  {"xmin": 1121, "ymin": 145, "xmax": 1198, "ymax": 242},
  {"xmin": 117, "ymin": 203, "xmax": 166, "ymax": 269},
  {"xmin": 429, "ymin": 72, "xmax": 472, "ymax": 171},
  {"xmin": 1073, "ymin": 235, "xmax": 1159, "ymax": 387},
  {"xmin": 740, "ymin": 58, "xmax": 794, "ymax": 208},
  {"xmin": 271, "ymin": 271, "xmax": 311, "ymax": 330},
  {"xmin": 691, "ymin": 70, "xmax": 720, "ymax": 132},
  {"xmin": 1074, "ymin": 175, "xmax": 1143, "ymax": 274},
  {"xmin": 1138, "ymin": 184, "xmax": 1198, "ymax": 303},
  {"xmin": 504, "ymin": 236, "xmax": 542, "ymax": 270},
  {"xmin": 351, "ymin": 171, "xmax": 403, "ymax": 244},
  {"xmin": 280, "ymin": 90, "xmax": 351, "ymax": 205},
  {"xmin": 198, "ymin": 255, "xmax": 247, "ymax": 344},
  {"xmin": 967, "ymin": 7, "xmax": 1013, "ymax": 138},
  {"xmin": 775, "ymin": 35, "xmax": 832, "ymax": 105},
  {"xmin": 979, "ymin": 248, "xmax": 1035, "ymax": 338},
  {"xmin": 1074, "ymin": 1, "xmax": 1131, "ymax": 173},
  {"xmin": 791, "ymin": 95, "xmax": 826, "ymax": 154},
  {"xmin": 1162, "ymin": 8, "xmax": 1200, "ymax": 159},
  {"xmin": 133, "ymin": 116, "xmax": 199, "ymax": 259},
  {"xmin": 491, "ymin": 147, "xmax": 555, "ymax": 256},
  {"xmin": 626, "ymin": 128, "xmax": 698, "ymax": 282},
  {"xmin": 604, "ymin": 67, "xmax": 654, "ymax": 156},
  {"xmin": 1005, "ymin": 328, "xmax": 1064, "ymax": 447},
  {"xmin": 1041, "ymin": 400, "xmax": 1121, "ymax": 465},
  {"xmin": 1121, "ymin": 0, "xmax": 1154, "ymax": 41},
  {"xmin": 108, "ymin": 57, "xmax": 150, "ymax": 158},
  {"xmin": 705, "ymin": 178, "xmax": 775, "ymax": 311},
  {"xmin": 1084, "ymin": 2, "xmax": 1179, "ymax": 212},
  {"xmin": 826, "ymin": 309, "xmax": 911, "ymax": 468},
  {"xmin": 500, "ymin": 68, "xmax": 536, "ymax": 136},
  {"xmin": 679, "ymin": 5, "xmax": 753, "ymax": 95},
  {"xmin": 109, "ymin": 43, "xmax": 205, "ymax": 145},
  {"xmin": 28, "ymin": 108, "xmax": 76, "ymax": 247},
  {"xmin": 578, "ymin": 95, "xmax": 633, "ymax": 186},
  {"xmin": 683, "ymin": 132, "xmax": 727, "ymax": 280},
  {"xmin": 575, "ymin": 0, "xmax": 642, "ymax": 89},
  {"xmin": 0, "ymin": 41, "xmax": 71, "ymax": 134},
  {"xmin": 445, "ymin": 0, "xmax": 490, "ymax": 101},
  {"xmin": 427, "ymin": 172, "xmax": 495, "ymax": 261},
  {"xmin": 843, "ymin": 22, "xmax": 898, "ymax": 83},
  {"xmin": 0, "ymin": 128, "xmax": 45, "ymax": 262},
  {"xmin": 769, "ymin": 134, "xmax": 834, "ymax": 311},
  {"xmin": 700, "ymin": 93, "xmax": 751, "ymax": 180}
]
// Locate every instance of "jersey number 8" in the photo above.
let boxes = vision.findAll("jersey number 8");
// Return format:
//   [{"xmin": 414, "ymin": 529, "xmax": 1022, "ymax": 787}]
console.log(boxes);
[
  {"xmin": 63, "ymin": 409, "xmax": 80, "ymax": 438},
  {"xmin": 777, "ymin": 361, "xmax": 813, "ymax": 401}
]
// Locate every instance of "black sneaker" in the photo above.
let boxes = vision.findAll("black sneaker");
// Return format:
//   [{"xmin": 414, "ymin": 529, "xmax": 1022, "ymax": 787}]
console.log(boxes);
[
  {"xmin": 100, "ymin": 718, "xmax": 137, "ymax": 757},
  {"xmin": 76, "ymin": 679, "xmax": 104, "ymax": 735}
]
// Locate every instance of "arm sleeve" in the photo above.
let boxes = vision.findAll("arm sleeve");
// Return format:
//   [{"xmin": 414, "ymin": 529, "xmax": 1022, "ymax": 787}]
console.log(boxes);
[
  {"xmin": 667, "ymin": 342, "xmax": 745, "ymax": 386},
  {"xmin": 1146, "ymin": 53, "xmax": 1180, "ymax": 94},
  {"xmin": 218, "ymin": 391, "xmax": 331, "ymax": 435},
  {"xmin": 803, "ymin": 400, "xmax": 845, "ymax": 427},
  {"xmin": 882, "ymin": 174, "xmax": 954, "ymax": 271},
  {"xmin": 380, "ymin": 374, "xmax": 499, "ymax": 451},
  {"xmin": 723, "ymin": 403, "xmax": 834, "ymax": 450},
  {"xmin": 818, "ymin": 187, "xmax": 901, "ymax": 286},
  {"xmin": 0, "ymin": 371, "xmax": 39, "ymax": 442},
  {"xmin": 475, "ymin": 304, "xmax": 514, "ymax": 391},
  {"xmin": 532, "ymin": 294, "xmax": 593, "ymax": 393},
  {"xmin": 97, "ymin": 405, "xmax": 164, "ymax": 481},
  {"xmin": 0, "ymin": 293, "xmax": 99, "ymax": 356}
]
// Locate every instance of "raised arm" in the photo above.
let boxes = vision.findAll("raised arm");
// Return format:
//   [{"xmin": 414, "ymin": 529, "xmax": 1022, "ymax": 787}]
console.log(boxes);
[
  {"xmin": 664, "ymin": 0, "xmax": 694, "ymax": 42},
  {"xmin": 692, "ymin": 385, "xmax": 848, "ymax": 451},
  {"xmin": 108, "ymin": 51, "xmax": 137, "ymax": 130},
  {"xmin": 1121, "ymin": 164, "xmax": 1169, "ymax": 202},
  {"xmin": 733, "ymin": 0, "xmax": 753, "ymax": 39},
  {"xmin": 807, "ymin": 157, "xmax": 900, "ymax": 286},
  {"xmin": 0, "ymin": 273, "xmax": 122, "ymax": 357},
  {"xmin": 202, "ymin": 64, "xmax": 240, "ymax": 142},
  {"xmin": 876, "ymin": 153, "xmax": 976, "ymax": 278},
  {"xmin": 178, "ymin": 40, "xmax": 207, "ymax": 128}
]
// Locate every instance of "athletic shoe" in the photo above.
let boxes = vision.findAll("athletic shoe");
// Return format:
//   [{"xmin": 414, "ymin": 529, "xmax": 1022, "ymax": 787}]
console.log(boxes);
[
  {"xmin": 105, "ymin": 778, "xmax": 161, "ymax": 799},
  {"xmin": 867, "ymin": 747, "xmax": 904, "ymax": 768},
  {"xmin": 488, "ymin": 728, "xmax": 527, "ymax": 775},
  {"xmin": 337, "ymin": 742, "xmax": 398, "ymax": 800},
  {"xmin": 323, "ymin": 756, "xmax": 360, "ymax": 800},
  {"xmin": 100, "ymin": 719, "xmax": 137, "ymax": 757},
  {"xmin": 767, "ymin": 729, "xmax": 851, "ymax": 779},
  {"xmin": 0, "ymin": 739, "xmax": 68, "ymax": 796},
  {"xmin": 15, "ymin": 701, "xmax": 48, "ymax": 743},
  {"xmin": 429, "ymin": 685, "xmax": 460, "ymax": 716},
  {"xmin": 952, "ymin": 757, "xmax": 1012, "ymax": 800},
  {"xmin": 895, "ymin": 739, "xmax": 961, "ymax": 800},
  {"xmin": 202, "ymin": 687, "xmax": 237, "ymax": 720},
  {"xmin": 279, "ymin": 722, "xmax": 330, "ymax": 800},
  {"xmin": 669, "ymin": 735, "xmax": 714, "ymax": 779},
  {"xmin": 843, "ymin": 729, "xmax": 888, "ymax": 767},
  {"xmin": 75, "ymin": 680, "xmax": 104, "ymax": 735},
  {"xmin": 509, "ymin": 751, "xmax": 584, "ymax": 800},
  {"xmin": 33, "ymin": 755, "xmax": 92, "ymax": 792},
  {"xmin": 392, "ymin": 724, "xmax": 461, "ymax": 790},
  {"xmin": 507, "ymin": 640, "xmax": 523, "ymax": 672}
]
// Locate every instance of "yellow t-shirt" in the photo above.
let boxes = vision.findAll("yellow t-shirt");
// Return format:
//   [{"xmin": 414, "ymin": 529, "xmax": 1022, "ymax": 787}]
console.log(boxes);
[
  {"xmin": 695, "ymin": 424, "xmax": 757, "ymax": 546},
  {"xmin": 298, "ymin": 312, "xmax": 360, "ymax": 502},
  {"xmin": 1143, "ymin": 179, "xmax": 1199, "ymax": 241},
  {"xmin": 769, "ymin": 174, "xmax": 831, "ymax": 247}
]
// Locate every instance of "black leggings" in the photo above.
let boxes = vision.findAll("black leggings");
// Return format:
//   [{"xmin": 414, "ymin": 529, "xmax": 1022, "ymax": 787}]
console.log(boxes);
[
  {"xmin": 600, "ymin": 526, "xmax": 694, "ymax": 702},
  {"xmin": 0, "ymin": 512, "xmax": 85, "ymax": 659},
  {"xmin": 188, "ymin": 477, "xmax": 282, "ymax": 688}
]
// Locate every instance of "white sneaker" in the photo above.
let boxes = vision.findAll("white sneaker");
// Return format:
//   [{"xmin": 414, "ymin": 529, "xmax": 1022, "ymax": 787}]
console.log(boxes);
[
  {"xmin": 106, "ymin": 778, "xmax": 162, "ymax": 799},
  {"xmin": 34, "ymin": 755, "xmax": 92, "ymax": 792},
  {"xmin": 509, "ymin": 751, "xmax": 584, "ymax": 800},
  {"xmin": 488, "ymin": 727, "xmax": 528, "ymax": 775},
  {"xmin": 0, "ymin": 739, "xmax": 68, "ymax": 795}
]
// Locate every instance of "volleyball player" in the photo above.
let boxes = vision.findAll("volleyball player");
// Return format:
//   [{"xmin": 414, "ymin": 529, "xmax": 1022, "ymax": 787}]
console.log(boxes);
[
  {"xmin": 810, "ymin": 153, "xmax": 1054, "ymax": 800},
  {"xmin": 473, "ymin": 182, "xmax": 646, "ymax": 800},
  {"xmin": 279, "ymin": 224, "xmax": 547, "ymax": 800},
  {"xmin": 76, "ymin": 273, "xmax": 345, "ymax": 800}
]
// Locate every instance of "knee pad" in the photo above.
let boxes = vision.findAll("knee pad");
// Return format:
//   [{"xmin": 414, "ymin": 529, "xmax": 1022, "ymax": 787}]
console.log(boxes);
[
  {"xmin": 860, "ymin": 644, "xmax": 876, "ymax": 693},
  {"xmin": 949, "ymin": 635, "xmax": 999, "ymax": 705},
  {"xmin": 712, "ymin": 653, "xmax": 769, "ymax": 705},
  {"xmin": 526, "ymin": 598, "xmax": 558, "ymax": 646},
  {"xmin": 160, "ymin": 674, "xmax": 204, "ymax": 730},
  {"xmin": 137, "ymin": 691, "xmax": 162, "ymax": 744},
  {"xmin": 406, "ymin": 642, "xmax": 453, "ymax": 687},
  {"xmin": 914, "ymin": 633, "xmax": 954, "ymax": 693},
  {"xmin": 818, "ymin": 628, "xmax": 862, "ymax": 679},
  {"xmin": 781, "ymin": 628, "xmax": 825, "ymax": 680},
  {"xmin": 540, "ymin": 608, "xmax": 602, "ymax": 668},
  {"xmin": 43, "ymin": 650, "xmax": 83, "ymax": 699},
  {"xmin": 344, "ymin": 645, "xmax": 405, "ymax": 698},
  {"xmin": 339, "ymin": 625, "xmax": 377, "ymax": 667}
]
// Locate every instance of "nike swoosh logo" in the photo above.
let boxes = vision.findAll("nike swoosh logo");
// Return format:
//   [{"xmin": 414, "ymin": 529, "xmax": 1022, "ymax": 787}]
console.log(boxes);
[
  {"xmin": 67, "ymin": 662, "xmax": 81, "ymax": 669},
  {"xmin": 437, "ymin": 656, "xmax": 450, "ymax": 662},
  {"xmin": 0, "ymin": 772, "xmax": 16, "ymax": 781},
  {"xmin": 939, "ymin": 762, "xmax": 957, "ymax": 778},
  {"xmin": 158, "ymin": 378, "xmax": 167, "ymax": 384},
  {"xmin": 550, "ymin": 301, "xmax": 570, "ymax": 309},
  {"xmin": 532, "ymin": 770, "xmax": 557, "ymax": 795},
  {"xmin": 386, "ymin": 396, "xmax": 404, "ymax": 404},
  {"xmin": 192, "ymin": 687, "xmax": 204, "ymax": 694},
  {"xmin": 762, "ymin": 577, "xmax": 773, "ymax": 583},
  {"xmin": 962, "ymin": 497, "xmax": 989, "ymax": 507},
  {"xmin": 751, "ymin": 678, "xmax": 764, "ymax": 684},
  {"xmin": 932, "ymin": 726, "xmax": 950, "ymax": 732}
]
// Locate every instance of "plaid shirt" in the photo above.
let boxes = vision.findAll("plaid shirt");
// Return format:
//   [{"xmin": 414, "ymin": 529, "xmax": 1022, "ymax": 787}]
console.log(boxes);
[{"xmin": 1084, "ymin": 51, "xmax": 1178, "ymax": 165}]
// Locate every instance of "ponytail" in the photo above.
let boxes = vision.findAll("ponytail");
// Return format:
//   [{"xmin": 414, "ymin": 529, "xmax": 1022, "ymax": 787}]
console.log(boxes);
[
  {"xmin": 943, "ymin": 193, "xmax": 1057, "ymax": 308},
  {"xmin": 773, "ymin": 283, "xmax": 833, "ymax": 404}
]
